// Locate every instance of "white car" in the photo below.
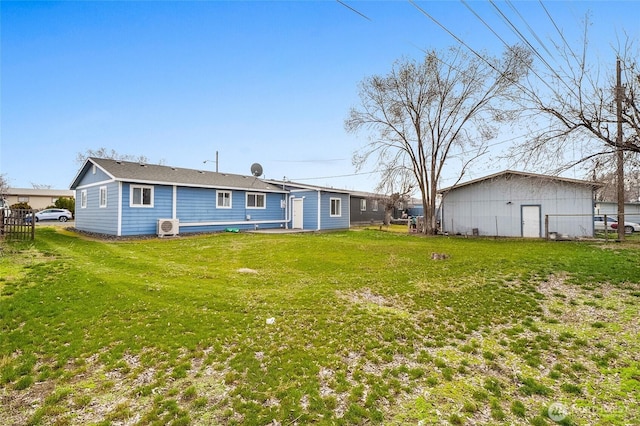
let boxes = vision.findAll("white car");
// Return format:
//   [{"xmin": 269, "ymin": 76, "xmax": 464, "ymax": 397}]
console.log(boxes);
[
  {"xmin": 594, "ymin": 215, "xmax": 640, "ymax": 233},
  {"xmin": 622, "ymin": 220, "xmax": 640, "ymax": 233},
  {"xmin": 26, "ymin": 208, "xmax": 73, "ymax": 223}
]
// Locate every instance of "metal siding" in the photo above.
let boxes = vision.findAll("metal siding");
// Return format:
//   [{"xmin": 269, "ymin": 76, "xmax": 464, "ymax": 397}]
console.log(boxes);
[
  {"xmin": 74, "ymin": 182, "xmax": 119, "ymax": 235},
  {"xmin": 321, "ymin": 192, "xmax": 350, "ymax": 230},
  {"xmin": 442, "ymin": 175, "xmax": 594, "ymax": 237},
  {"xmin": 595, "ymin": 202, "xmax": 640, "ymax": 223}
]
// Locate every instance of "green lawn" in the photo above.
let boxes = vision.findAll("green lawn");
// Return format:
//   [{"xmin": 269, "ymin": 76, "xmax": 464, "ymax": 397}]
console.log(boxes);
[{"xmin": 1, "ymin": 227, "xmax": 639, "ymax": 425}]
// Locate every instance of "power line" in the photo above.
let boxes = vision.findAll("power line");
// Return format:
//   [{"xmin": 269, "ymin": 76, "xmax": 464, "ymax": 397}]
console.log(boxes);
[
  {"xmin": 336, "ymin": 0, "xmax": 371, "ymax": 21},
  {"xmin": 291, "ymin": 170, "xmax": 379, "ymax": 181},
  {"xmin": 487, "ymin": 0, "xmax": 578, "ymax": 97},
  {"xmin": 537, "ymin": 0, "xmax": 578, "ymax": 62},
  {"xmin": 506, "ymin": 0, "xmax": 554, "ymax": 59},
  {"xmin": 272, "ymin": 158, "xmax": 347, "ymax": 163}
]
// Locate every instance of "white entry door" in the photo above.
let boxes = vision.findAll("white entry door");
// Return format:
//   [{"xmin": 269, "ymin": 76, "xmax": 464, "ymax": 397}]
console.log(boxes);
[
  {"xmin": 292, "ymin": 198, "xmax": 303, "ymax": 229},
  {"xmin": 522, "ymin": 205, "xmax": 541, "ymax": 238}
]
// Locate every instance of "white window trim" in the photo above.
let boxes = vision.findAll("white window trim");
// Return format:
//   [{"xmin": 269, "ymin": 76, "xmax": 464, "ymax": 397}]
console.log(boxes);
[
  {"xmin": 246, "ymin": 192, "xmax": 266, "ymax": 209},
  {"xmin": 330, "ymin": 198, "xmax": 342, "ymax": 217},
  {"xmin": 217, "ymin": 190, "xmax": 232, "ymax": 209},
  {"xmin": 80, "ymin": 190, "xmax": 87, "ymax": 209},
  {"xmin": 372, "ymin": 200, "xmax": 378, "ymax": 212},
  {"xmin": 99, "ymin": 186, "xmax": 108, "ymax": 208},
  {"xmin": 130, "ymin": 185, "xmax": 154, "ymax": 208},
  {"xmin": 360, "ymin": 199, "xmax": 367, "ymax": 211}
]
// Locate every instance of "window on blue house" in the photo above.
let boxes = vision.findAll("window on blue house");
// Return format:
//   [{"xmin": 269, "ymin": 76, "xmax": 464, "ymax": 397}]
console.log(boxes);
[
  {"xmin": 330, "ymin": 198, "xmax": 342, "ymax": 217},
  {"xmin": 81, "ymin": 190, "xmax": 87, "ymax": 209},
  {"xmin": 131, "ymin": 185, "xmax": 153, "ymax": 207},
  {"xmin": 217, "ymin": 190, "xmax": 232, "ymax": 208},
  {"xmin": 246, "ymin": 193, "xmax": 265, "ymax": 209},
  {"xmin": 99, "ymin": 186, "xmax": 108, "ymax": 208}
]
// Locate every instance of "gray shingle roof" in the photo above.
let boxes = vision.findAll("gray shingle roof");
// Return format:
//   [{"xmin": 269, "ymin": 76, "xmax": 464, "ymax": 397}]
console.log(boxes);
[{"xmin": 72, "ymin": 158, "xmax": 285, "ymax": 192}]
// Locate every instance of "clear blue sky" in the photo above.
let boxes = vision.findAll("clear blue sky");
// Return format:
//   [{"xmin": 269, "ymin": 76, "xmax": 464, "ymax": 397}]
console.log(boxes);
[{"xmin": 1, "ymin": 1, "xmax": 638, "ymax": 192}]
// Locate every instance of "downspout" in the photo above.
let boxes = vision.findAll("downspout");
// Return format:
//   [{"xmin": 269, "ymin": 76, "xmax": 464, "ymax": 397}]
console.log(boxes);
[
  {"xmin": 172, "ymin": 185, "xmax": 177, "ymax": 219},
  {"xmin": 285, "ymin": 194, "xmax": 290, "ymax": 229},
  {"xmin": 317, "ymin": 191, "xmax": 322, "ymax": 231},
  {"xmin": 117, "ymin": 181, "xmax": 123, "ymax": 236}
]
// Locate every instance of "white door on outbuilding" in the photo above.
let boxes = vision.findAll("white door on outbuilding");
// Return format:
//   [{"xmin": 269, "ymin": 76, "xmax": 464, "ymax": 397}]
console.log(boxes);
[
  {"xmin": 521, "ymin": 205, "xmax": 541, "ymax": 237},
  {"xmin": 292, "ymin": 198, "xmax": 303, "ymax": 229}
]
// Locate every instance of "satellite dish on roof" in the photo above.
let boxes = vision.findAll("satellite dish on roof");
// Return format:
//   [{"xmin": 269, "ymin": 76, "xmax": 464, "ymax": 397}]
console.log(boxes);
[{"xmin": 251, "ymin": 163, "xmax": 263, "ymax": 177}]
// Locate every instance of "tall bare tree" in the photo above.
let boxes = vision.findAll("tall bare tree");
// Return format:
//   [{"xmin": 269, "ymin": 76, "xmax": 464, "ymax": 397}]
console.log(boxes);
[{"xmin": 345, "ymin": 45, "xmax": 531, "ymax": 234}]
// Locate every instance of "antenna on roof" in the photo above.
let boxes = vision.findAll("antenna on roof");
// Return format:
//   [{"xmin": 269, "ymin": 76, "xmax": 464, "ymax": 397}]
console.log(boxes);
[{"xmin": 251, "ymin": 163, "xmax": 263, "ymax": 177}]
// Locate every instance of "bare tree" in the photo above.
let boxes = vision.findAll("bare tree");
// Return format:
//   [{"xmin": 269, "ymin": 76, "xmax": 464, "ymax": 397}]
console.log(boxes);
[
  {"xmin": 0, "ymin": 174, "xmax": 9, "ymax": 197},
  {"xmin": 502, "ymin": 14, "xmax": 640, "ymax": 239},
  {"xmin": 31, "ymin": 183, "xmax": 53, "ymax": 190},
  {"xmin": 373, "ymin": 164, "xmax": 414, "ymax": 225},
  {"xmin": 75, "ymin": 148, "xmax": 152, "ymax": 165},
  {"xmin": 592, "ymin": 156, "xmax": 640, "ymax": 202},
  {"xmin": 345, "ymin": 45, "xmax": 531, "ymax": 234},
  {"xmin": 508, "ymin": 35, "xmax": 639, "ymax": 170}
]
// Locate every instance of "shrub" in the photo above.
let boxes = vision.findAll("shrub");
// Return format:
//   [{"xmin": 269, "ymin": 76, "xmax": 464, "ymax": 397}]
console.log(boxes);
[
  {"xmin": 10, "ymin": 202, "xmax": 31, "ymax": 210},
  {"xmin": 54, "ymin": 197, "xmax": 75, "ymax": 215}
]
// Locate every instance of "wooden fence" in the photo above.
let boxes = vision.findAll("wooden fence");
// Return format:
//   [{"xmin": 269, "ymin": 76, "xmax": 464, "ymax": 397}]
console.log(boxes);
[{"xmin": 1, "ymin": 209, "xmax": 35, "ymax": 241}]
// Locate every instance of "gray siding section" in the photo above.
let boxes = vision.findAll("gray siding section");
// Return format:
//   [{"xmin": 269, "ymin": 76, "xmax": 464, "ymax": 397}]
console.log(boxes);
[
  {"xmin": 350, "ymin": 195, "xmax": 386, "ymax": 224},
  {"xmin": 441, "ymin": 175, "xmax": 594, "ymax": 237},
  {"xmin": 74, "ymin": 182, "xmax": 119, "ymax": 235}
]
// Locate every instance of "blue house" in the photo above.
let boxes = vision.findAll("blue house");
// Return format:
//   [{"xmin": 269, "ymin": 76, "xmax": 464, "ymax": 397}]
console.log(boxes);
[
  {"xmin": 267, "ymin": 180, "xmax": 351, "ymax": 231},
  {"xmin": 70, "ymin": 158, "xmax": 350, "ymax": 236}
]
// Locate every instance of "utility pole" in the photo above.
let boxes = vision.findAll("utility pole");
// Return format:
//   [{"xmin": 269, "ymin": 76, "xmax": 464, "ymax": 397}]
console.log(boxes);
[
  {"xmin": 616, "ymin": 57, "xmax": 625, "ymax": 241},
  {"xmin": 203, "ymin": 151, "xmax": 219, "ymax": 173}
]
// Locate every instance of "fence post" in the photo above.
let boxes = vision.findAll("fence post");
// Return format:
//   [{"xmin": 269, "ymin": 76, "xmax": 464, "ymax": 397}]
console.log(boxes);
[
  {"xmin": 544, "ymin": 215, "xmax": 549, "ymax": 240},
  {"xmin": 31, "ymin": 211, "xmax": 35, "ymax": 240}
]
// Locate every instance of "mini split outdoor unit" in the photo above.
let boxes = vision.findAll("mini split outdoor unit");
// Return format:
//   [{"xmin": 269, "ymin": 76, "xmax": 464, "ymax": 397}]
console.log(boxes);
[{"xmin": 157, "ymin": 219, "xmax": 179, "ymax": 237}]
